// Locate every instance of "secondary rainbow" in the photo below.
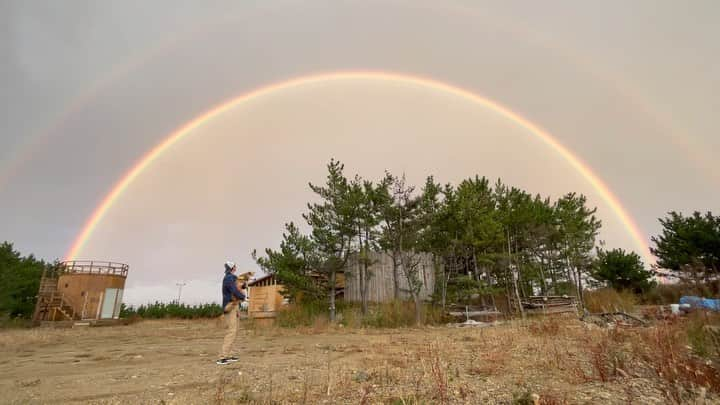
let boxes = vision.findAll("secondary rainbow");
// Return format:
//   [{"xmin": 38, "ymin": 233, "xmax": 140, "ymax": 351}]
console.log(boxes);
[{"xmin": 65, "ymin": 71, "xmax": 653, "ymax": 263}]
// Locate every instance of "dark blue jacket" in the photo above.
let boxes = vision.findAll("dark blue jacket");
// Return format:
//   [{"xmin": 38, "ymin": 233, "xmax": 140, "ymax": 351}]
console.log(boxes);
[{"xmin": 222, "ymin": 273, "xmax": 246, "ymax": 308}]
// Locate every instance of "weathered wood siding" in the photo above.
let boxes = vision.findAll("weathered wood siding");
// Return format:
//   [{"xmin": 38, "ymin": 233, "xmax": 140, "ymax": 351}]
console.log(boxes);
[
  {"xmin": 56, "ymin": 273, "xmax": 126, "ymax": 320},
  {"xmin": 248, "ymin": 275, "xmax": 286, "ymax": 318},
  {"xmin": 343, "ymin": 252, "xmax": 436, "ymax": 302}
]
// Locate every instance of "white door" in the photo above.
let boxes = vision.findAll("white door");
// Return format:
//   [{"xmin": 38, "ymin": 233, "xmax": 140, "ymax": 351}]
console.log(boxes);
[
  {"xmin": 101, "ymin": 288, "xmax": 118, "ymax": 319},
  {"xmin": 113, "ymin": 289, "xmax": 124, "ymax": 319}
]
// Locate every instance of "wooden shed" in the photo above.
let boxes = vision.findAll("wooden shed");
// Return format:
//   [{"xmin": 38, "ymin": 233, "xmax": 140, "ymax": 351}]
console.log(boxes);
[{"xmin": 247, "ymin": 274, "xmax": 287, "ymax": 318}]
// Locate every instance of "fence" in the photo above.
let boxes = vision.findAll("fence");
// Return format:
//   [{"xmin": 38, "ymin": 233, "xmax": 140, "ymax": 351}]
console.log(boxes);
[{"xmin": 343, "ymin": 252, "xmax": 436, "ymax": 302}]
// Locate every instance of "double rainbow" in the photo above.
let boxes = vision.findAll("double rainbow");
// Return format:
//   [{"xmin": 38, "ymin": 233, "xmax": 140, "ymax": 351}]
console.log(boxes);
[{"xmin": 64, "ymin": 71, "xmax": 652, "ymax": 264}]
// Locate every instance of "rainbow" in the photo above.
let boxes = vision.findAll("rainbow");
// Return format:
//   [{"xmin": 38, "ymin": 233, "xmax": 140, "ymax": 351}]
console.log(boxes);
[
  {"xmin": 64, "ymin": 71, "xmax": 653, "ymax": 263},
  {"xmin": 3, "ymin": 4, "xmax": 716, "ymax": 194}
]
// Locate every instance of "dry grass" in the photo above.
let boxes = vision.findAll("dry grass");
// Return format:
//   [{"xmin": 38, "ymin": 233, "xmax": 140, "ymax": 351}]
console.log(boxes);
[
  {"xmin": 572, "ymin": 329, "xmax": 630, "ymax": 383},
  {"xmin": 528, "ymin": 316, "xmax": 562, "ymax": 337},
  {"xmin": 685, "ymin": 311, "xmax": 720, "ymax": 361},
  {"xmin": 2, "ymin": 316, "xmax": 720, "ymax": 404},
  {"xmin": 0, "ymin": 327, "xmax": 70, "ymax": 348},
  {"xmin": 632, "ymin": 319, "xmax": 720, "ymax": 403},
  {"xmin": 584, "ymin": 288, "xmax": 637, "ymax": 313}
]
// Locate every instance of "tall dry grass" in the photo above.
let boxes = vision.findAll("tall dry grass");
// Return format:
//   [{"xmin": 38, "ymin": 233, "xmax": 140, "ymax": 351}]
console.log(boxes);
[
  {"xmin": 633, "ymin": 319, "xmax": 720, "ymax": 402},
  {"xmin": 641, "ymin": 281, "xmax": 720, "ymax": 305},
  {"xmin": 276, "ymin": 300, "xmax": 444, "ymax": 329},
  {"xmin": 583, "ymin": 288, "xmax": 636, "ymax": 313}
]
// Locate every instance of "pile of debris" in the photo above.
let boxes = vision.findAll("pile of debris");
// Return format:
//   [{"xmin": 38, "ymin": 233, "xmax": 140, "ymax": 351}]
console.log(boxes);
[
  {"xmin": 448, "ymin": 319, "xmax": 503, "ymax": 328},
  {"xmin": 446, "ymin": 304, "xmax": 502, "ymax": 322},
  {"xmin": 520, "ymin": 295, "xmax": 578, "ymax": 315},
  {"xmin": 581, "ymin": 311, "xmax": 648, "ymax": 328}
]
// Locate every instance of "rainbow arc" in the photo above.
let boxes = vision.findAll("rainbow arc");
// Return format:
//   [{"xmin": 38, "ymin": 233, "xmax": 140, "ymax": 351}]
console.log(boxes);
[{"xmin": 65, "ymin": 71, "xmax": 652, "ymax": 264}]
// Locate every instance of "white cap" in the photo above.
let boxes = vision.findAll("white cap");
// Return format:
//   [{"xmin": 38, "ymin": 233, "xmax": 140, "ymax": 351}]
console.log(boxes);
[{"xmin": 224, "ymin": 261, "xmax": 236, "ymax": 272}]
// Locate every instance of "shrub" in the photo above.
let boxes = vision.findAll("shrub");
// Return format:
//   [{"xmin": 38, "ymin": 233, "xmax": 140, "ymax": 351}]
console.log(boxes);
[
  {"xmin": 0, "ymin": 317, "xmax": 34, "ymax": 329},
  {"xmin": 640, "ymin": 282, "xmax": 720, "ymax": 305},
  {"xmin": 275, "ymin": 300, "xmax": 444, "ymax": 329},
  {"xmin": 362, "ymin": 301, "xmax": 417, "ymax": 328},
  {"xmin": 362, "ymin": 301, "xmax": 444, "ymax": 328},
  {"xmin": 633, "ymin": 320, "xmax": 720, "ymax": 402},
  {"xmin": 583, "ymin": 288, "xmax": 636, "ymax": 313},
  {"xmin": 686, "ymin": 312, "xmax": 720, "ymax": 361},
  {"xmin": 122, "ymin": 302, "xmax": 223, "ymax": 319},
  {"xmin": 276, "ymin": 300, "xmax": 329, "ymax": 328}
]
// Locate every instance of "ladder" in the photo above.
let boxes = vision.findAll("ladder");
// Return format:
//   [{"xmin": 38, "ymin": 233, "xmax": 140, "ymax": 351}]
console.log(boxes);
[{"xmin": 32, "ymin": 267, "xmax": 78, "ymax": 321}]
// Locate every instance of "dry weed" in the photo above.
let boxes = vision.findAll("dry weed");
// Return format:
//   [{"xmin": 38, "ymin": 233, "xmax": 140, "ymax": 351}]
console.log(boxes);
[
  {"xmin": 528, "ymin": 317, "xmax": 561, "ymax": 337},
  {"xmin": 468, "ymin": 350, "xmax": 507, "ymax": 377},
  {"xmin": 634, "ymin": 322, "xmax": 720, "ymax": 403},
  {"xmin": 584, "ymin": 288, "xmax": 636, "ymax": 313},
  {"xmin": 419, "ymin": 341, "xmax": 449, "ymax": 404},
  {"xmin": 572, "ymin": 330, "xmax": 630, "ymax": 383}
]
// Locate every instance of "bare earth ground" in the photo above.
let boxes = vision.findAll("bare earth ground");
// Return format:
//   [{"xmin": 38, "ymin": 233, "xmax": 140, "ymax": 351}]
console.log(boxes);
[{"xmin": 0, "ymin": 317, "xmax": 714, "ymax": 404}]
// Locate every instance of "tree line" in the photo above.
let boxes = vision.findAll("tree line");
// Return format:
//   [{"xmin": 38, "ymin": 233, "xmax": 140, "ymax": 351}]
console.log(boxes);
[
  {"xmin": 0, "ymin": 242, "xmax": 54, "ymax": 319},
  {"xmin": 120, "ymin": 302, "xmax": 223, "ymax": 319},
  {"xmin": 1, "ymin": 160, "xmax": 717, "ymax": 323},
  {"xmin": 254, "ymin": 160, "xmax": 718, "ymax": 323}
]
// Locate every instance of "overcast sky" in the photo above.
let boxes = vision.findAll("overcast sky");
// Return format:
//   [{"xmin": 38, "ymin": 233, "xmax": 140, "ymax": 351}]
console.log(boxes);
[{"xmin": 1, "ymin": 1, "xmax": 718, "ymax": 305}]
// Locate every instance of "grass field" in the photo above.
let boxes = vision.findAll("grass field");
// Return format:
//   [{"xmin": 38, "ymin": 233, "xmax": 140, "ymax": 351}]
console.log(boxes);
[{"xmin": 0, "ymin": 315, "xmax": 718, "ymax": 404}]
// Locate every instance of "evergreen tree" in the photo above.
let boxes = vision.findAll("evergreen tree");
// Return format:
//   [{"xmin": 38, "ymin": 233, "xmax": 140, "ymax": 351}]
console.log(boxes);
[
  {"xmin": 594, "ymin": 248, "xmax": 655, "ymax": 293},
  {"xmin": 257, "ymin": 161, "xmax": 614, "ymax": 320},
  {"xmin": 253, "ymin": 222, "xmax": 323, "ymax": 302},
  {"xmin": 0, "ymin": 242, "xmax": 52, "ymax": 319},
  {"xmin": 651, "ymin": 211, "xmax": 720, "ymax": 278},
  {"xmin": 303, "ymin": 159, "xmax": 355, "ymax": 322},
  {"xmin": 554, "ymin": 193, "xmax": 601, "ymax": 304},
  {"xmin": 348, "ymin": 176, "xmax": 383, "ymax": 315}
]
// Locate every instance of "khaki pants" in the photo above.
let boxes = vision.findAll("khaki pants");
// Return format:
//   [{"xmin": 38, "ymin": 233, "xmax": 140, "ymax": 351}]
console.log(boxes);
[{"xmin": 220, "ymin": 303, "xmax": 238, "ymax": 358}]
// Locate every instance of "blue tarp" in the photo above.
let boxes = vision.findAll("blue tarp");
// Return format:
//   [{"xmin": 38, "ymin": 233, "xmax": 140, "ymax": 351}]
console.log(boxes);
[{"xmin": 679, "ymin": 296, "xmax": 720, "ymax": 311}]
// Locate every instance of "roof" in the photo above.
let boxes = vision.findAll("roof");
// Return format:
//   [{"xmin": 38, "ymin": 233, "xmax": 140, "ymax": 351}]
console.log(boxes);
[{"xmin": 248, "ymin": 273, "xmax": 276, "ymax": 286}]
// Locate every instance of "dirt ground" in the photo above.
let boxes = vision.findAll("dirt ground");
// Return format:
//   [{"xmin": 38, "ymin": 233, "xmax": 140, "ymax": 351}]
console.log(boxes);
[{"xmin": 0, "ymin": 317, "xmax": 713, "ymax": 404}]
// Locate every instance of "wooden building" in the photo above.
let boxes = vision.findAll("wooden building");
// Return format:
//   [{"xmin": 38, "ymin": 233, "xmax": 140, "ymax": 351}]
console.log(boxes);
[
  {"xmin": 33, "ymin": 261, "xmax": 128, "ymax": 322},
  {"xmin": 245, "ymin": 251, "xmax": 436, "ymax": 318},
  {"xmin": 247, "ymin": 274, "xmax": 287, "ymax": 318}
]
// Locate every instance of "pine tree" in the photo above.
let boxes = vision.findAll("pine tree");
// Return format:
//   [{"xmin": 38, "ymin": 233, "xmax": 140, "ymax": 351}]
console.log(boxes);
[
  {"xmin": 303, "ymin": 159, "xmax": 354, "ymax": 322},
  {"xmin": 651, "ymin": 211, "xmax": 720, "ymax": 279},
  {"xmin": 594, "ymin": 248, "xmax": 655, "ymax": 293},
  {"xmin": 252, "ymin": 222, "xmax": 323, "ymax": 302}
]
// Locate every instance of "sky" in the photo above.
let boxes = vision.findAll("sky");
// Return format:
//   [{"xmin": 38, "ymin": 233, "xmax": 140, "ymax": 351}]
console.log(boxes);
[{"xmin": 1, "ymin": 0, "xmax": 718, "ymax": 305}]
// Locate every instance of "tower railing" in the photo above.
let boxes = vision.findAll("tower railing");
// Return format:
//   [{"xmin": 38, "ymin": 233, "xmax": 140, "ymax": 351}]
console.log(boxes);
[{"xmin": 59, "ymin": 261, "xmax": 129, "ymax": 277}]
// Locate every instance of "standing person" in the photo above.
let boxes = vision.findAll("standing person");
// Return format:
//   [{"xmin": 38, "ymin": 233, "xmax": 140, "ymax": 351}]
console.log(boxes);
[{"xmin": 217, "ymin": 261, "xmax": 245, "ymax": 365}]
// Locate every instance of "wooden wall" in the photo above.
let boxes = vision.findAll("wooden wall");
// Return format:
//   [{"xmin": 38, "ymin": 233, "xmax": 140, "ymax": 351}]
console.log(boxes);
[
  {"xmin": 343, "ymin": 252, "xmax": 436, "ymax": 303},
  {"xmin": 248, "ymin": 279, "xmax": 286, "ymax": 318},
  {"xmin": 56, "ymin": 274, "xmax": 126, "ymax": 319}
]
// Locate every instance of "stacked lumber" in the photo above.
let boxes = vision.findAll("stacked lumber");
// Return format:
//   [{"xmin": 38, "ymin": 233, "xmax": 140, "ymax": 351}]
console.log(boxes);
[
  {"xmin": 446, "ymin": 304, "xmax": 502, "ymax": 322},
  {"xmin": 518, "ymin": 296, "xmax": 578, "ymax": 314}
]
